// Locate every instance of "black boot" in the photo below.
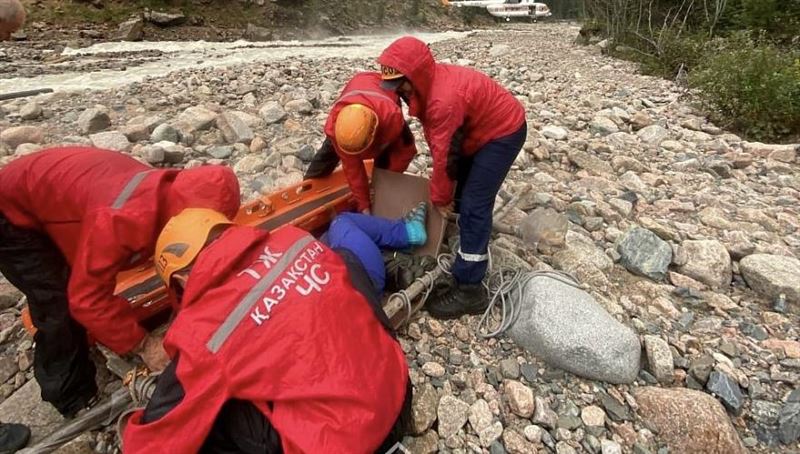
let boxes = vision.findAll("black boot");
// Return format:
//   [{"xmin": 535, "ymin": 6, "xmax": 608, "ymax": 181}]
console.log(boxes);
[
  {"xmin": 384, "ymin": 252, "xmax": 436, "ymax": 293},
  {"xmin": 426, "ymin": 279, "xmax": 488, "ymax": 320},
  {"xmin": 0, "ymin": 423, "xmax": 30, "ymax": 454}
]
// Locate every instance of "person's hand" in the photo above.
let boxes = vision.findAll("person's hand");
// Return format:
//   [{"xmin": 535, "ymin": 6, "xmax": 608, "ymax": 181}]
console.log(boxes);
[
  {"xmin": 436, "ymin": 202, "xmax": 454, "ymax": 219},
  {"xmin": 135, "ymin": 334, "xmax": 169, "ymax": 372},
  {"xmin": 361, "ymin": 208, "xmax": 372, "ymax": 215}
]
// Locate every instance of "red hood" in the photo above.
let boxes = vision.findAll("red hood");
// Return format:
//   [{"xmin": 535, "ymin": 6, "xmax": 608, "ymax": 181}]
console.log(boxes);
[
  {"xmin": 164, "ymin": 166, "xmax": 240, "ymax": 223},
  {"xmin": 378, "ymin": 36, "xmax": 436, "ymax": 118}
]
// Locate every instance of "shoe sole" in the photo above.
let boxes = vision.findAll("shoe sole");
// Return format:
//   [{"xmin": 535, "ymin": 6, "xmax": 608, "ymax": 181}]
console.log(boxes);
[{"xmin": 426, "ymin": 303, "xmax": 489, "ymax": 320}]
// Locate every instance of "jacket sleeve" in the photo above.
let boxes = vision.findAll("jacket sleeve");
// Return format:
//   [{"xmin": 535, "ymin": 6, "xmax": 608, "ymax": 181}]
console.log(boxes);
[
  {"xmin": 424, "ymin": 99, "xmax": 465, "ymax": 206},
  {"xmin": 337, "ymin": 146, "xmax": 372, "ymax": 212},
  {"xmin": 385, "ymin": 123, "xmax": 418, "ymax": 173},
  {"xmin": 67, "ymin": 210, "xmax": 148, "ymax": 354},
  {"xmin": 123, "ymin": 334, "xmax": 229, "ymax": 453}
]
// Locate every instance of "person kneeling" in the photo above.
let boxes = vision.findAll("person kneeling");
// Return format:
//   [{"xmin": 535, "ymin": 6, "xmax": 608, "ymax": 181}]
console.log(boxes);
[{"xmin": 122, "ymin": 208, "xmax": 418, "ymax": 453}]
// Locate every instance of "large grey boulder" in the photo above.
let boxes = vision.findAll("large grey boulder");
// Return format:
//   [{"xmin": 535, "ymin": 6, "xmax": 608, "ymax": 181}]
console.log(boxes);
[
  {"xmin": 616, "ymin": 227, "xmax": 672, "ymax": 281},
  {"xmin": 740, "ymin": 254, "xmax": 800, "ymax": 304},
  {"xmin": 508, "ymin": 275, "xmax": 641, "ymax": 384}
]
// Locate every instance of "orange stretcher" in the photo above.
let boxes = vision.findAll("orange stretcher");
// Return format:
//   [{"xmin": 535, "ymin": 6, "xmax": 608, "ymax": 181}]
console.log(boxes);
[{"xmin": 21, "ymin": 164, "xmax": 368, "ymax": 334}]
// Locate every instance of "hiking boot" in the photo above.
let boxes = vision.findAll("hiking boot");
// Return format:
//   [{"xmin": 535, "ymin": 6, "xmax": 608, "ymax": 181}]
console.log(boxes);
[
  {"xmin": 0, "ymin": 423, "xmax": 30, "ymax": 454},
  {"xmin": 62, "ymin": 393, "xmax": 100, "ymax": 420},
  {"xmin": 402, "ymin": 202, "xmax": 427, "ymax": 247},
  {"xmin": 426, "ymin": 280, "xmax": 488, "ymax": 320},
  {"xmin": 384, "ymin": 251, "xmax": 436, "ymax": 293}
]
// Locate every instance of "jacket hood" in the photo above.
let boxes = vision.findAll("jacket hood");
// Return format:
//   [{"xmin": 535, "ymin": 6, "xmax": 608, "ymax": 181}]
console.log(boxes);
[
  {"xmin": 165, "ymin": 166, "xmax": 241, "ymax": 222},
  {"xmin": 378, "ymin": 36, "xmax": 436, "ymax": 118}
]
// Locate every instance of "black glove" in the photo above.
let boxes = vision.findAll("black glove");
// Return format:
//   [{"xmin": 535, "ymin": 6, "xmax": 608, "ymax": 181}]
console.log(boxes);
[{"xmin": 303, "ymin": 138, "xmax": 340, "ymax": 179}]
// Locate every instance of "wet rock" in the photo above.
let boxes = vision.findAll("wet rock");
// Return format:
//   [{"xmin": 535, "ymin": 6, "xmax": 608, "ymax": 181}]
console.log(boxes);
[
  {"xmin": 600, "ymin": 393, "xmax": 631, "ymax": 422},
  {"xmin": 19, "ymin": 102, "xmax": 42, "ymax": 120},
  {"xmin": 480, "ymin": 421, "xmax": 505, "ymax": 447},
  {"xmin": 244, "ymin": 23, "xmax": 272, "ymax": 41},
  {"xmin": 1, "ymin": 126, "xmax": 43, "ymax": 148},
  {"xmin": 217, "ymin": 111, "xmax": 254, "ymax": 144},
  {"xmin": 469, "ymin": 398, "xmax": 493, "ymax": 433},
  {"xmin": 404, "ymin": 431, "xmax": 438, "ymax": 454},
  {"xmin": 740, "ymin": 254, "xmax": 800, "ymax": 304},
  {"xmin": 0, "ymin": 354, "xmax": 18, "ymax": 383},
  {"xmin": 411, "ymin": 384, "xmax": 438, "ymax": 434},
  {"xmin": 504, "ymin": 380, "xmax": 534, "ymax": 418},
  {"xmin": 422, "ymin": 361, "xmax": 446, "ymax": 378},
  {"xmin": 542, "ymin": 125, "xmax": 568, "ymax": 140},
  {"xmin": 533, "ymin": 396, "xmax": 558, "ymax": 429},
  {"xmin": 151, "ymin": 123, "xmax": 180, "ymax": 143},
  {"xmin": 706, "ymin": 370, "xmax": 744, "ymax": 415},
  {"xmin": 54, "ymin": 432, "xmax": 94, "ymax": 454},
  {"xmin": 555, "ymin": 441, "xmax": 577, "ymax": 454},
  {"xmin": 643, "ymin": 335, "xmax": 673, "ymax": 384},
  {"xmin": 437, "ymin": 395, "xmax": 470, "ymax": 439},
  {"xmin": 500, "ymin": 358, "xmax": 520, "ymax": 380},
  {"xmin": 503, "ymin": 429, "xmax": 536, "ymax": 454},
  {"xmin": 637, "ymin": 125, "xmax": 669, "ymax": 146},
  {"xmin": 630, "ymin": 111, "xmax": 653, "ymax": 130},
  {"xmin": 77, "ymin": 108, "xmax": 110, "ymax": 134},
  {"xmin": 761, "ymin": 339, "xmax": 800, "ymax": 359},
  {"xmin": 523, "ymin": 424, "xmax": 544, "ymax": 443},
  {"xmin": 146, "ymin": 11, "xmax": 187, "ymax": 27},
  {"xmin": 568, "ymin": 149, "xmax": 613, "ymax": 175},
  {"xmin": 508, "ymin": 275, "xmax": 641, "ymax": 384},
  {"xmin": 285, "ymin": 99, "xmax": 314, "ymax": 115},
  {"xmin": 589, "ymin": 116, "xmax": 619, "ymax": 136},
  {"xmin": 117, "ymin": 17, "xmax": 144, "ymax": 41},
  {"xmin": 90, "ymin": 131, "xmax": 131, "ymax": 152},
  {"xmin": 778, "ymin": 401, "xmax": 800, "ymax": 444},
  {"xmin": 676, "ymin": 240, "xmax": 732, "ymax": 289},
  {"xmin": 141, "ymin": 145, "xmax": 165, "ymax": 164},
  {"xmin": 519, "ymin": 208, "xmax": 568, "ymax": 253},
  {"xmin": 233, "ymin": 155, "xmax": 267, "ymax": 174},
  {"xmin": 174, "ymin": 106, "xmax": 218, "ymax": 133},
  {"xmin": 601, "ymin": 439, "xmax": 622, "ymax": 454},
  {"xmin": 581, "ymin": 405, "xmax": 606, "ymax": 427},
  {"xmin": 634, "ymin": 387, "xmax": 746, "ymax": 454},
  {"xmin": 616, "ymin": 227, "xmax": 672, "ymax": 281},
  {"xmin": 557, "ymin": 415, "xmax": 582, "ymax": 430},
  {"xmin": 0, "ymin": 380, "xmax": 63, "ymax": 442},
  {"xmin": 259, "ymin": 101, "xmax": 287, "ymax": 124}
]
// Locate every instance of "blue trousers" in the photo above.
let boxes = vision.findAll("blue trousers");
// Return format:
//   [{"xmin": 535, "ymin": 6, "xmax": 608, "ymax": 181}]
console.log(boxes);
[
  {"xmin": 326, "ymin": 213, "xmax": 410, "ymax": 293},
  {"xmin": 451, "ymin": 123, "xmax": 527, "ymax": 284}
]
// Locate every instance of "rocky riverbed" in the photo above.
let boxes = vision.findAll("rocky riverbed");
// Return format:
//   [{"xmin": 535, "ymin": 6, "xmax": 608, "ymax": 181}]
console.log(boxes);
[{"xmin": 1, "ymin": 22, "xmax": 799, "ymax": 454}]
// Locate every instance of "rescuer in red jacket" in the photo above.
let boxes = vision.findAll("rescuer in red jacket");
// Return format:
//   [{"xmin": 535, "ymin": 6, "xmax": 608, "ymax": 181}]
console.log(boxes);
[
  {"xmin": 378, "ymin": 36, "xmax": 527, "ymax": 320},
  {"xmin": 304, "ymin": 72, "xmax": 418, "ymax": 213},
  {"xmin": 123, "ymin": 207, "xmax": 421, "ymax": 453},
  {"xmin": 0, "ymin": 147, "xmax": 240, "ymax": 417}
]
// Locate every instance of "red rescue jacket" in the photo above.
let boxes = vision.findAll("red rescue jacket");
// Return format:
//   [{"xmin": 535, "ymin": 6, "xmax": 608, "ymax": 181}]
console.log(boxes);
[
  {"xmin": 378, "ymin": 37, "xmax": 526, "ymax": 206},
  {"xmin": 0, "ymin": 147, "xmax": 240, "ymax": 353},
  {"xmin": 123, "ymin": 225, "xmax": 409, "ymax": 453},
  {"xmin": 324, "ymin": 72, "xmax": 417, "ymax": 211}
]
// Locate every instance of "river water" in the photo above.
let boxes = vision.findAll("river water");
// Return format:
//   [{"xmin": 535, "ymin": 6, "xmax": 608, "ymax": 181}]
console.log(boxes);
[{"xmin": 0, "ymin": 31, "xmax": 469, "ymax": 94}]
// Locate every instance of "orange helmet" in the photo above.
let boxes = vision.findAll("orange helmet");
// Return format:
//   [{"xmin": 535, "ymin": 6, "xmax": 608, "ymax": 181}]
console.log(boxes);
[
  {"xmin": 154, "ymin": 208, "xmax": 233, "ymax": 287},
  {"xmin": 334, "ymin": 104, "xmax": 379, "ymax": 155}
]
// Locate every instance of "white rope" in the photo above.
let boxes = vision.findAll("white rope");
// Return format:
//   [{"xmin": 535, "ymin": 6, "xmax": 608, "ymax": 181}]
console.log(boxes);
[
  {"xmin": 476, "ymin": 267, "xmax": 580, "ymax": 339},
  {"xmin": 387, "ymin": 245, "xmax": 580, "ymax": 338}
]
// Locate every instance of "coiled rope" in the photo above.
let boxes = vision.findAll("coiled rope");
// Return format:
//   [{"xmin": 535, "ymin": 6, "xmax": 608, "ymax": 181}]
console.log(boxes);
[{"xmin": 387, "ymin": 245, "xmax": 580, "ymax": 338}]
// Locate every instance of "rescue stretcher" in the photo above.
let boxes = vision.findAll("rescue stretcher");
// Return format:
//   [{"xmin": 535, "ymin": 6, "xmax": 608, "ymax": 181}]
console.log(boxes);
[{"xmin": 21, "ymin": 163, "xmax": 446, "ymax": 334}]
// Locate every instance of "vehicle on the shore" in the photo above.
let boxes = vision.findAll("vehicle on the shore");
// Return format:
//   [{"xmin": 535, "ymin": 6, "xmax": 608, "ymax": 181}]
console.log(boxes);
[{"xmin": 442, "ymin": 0, "xmax": 553, "ymax": 22}]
